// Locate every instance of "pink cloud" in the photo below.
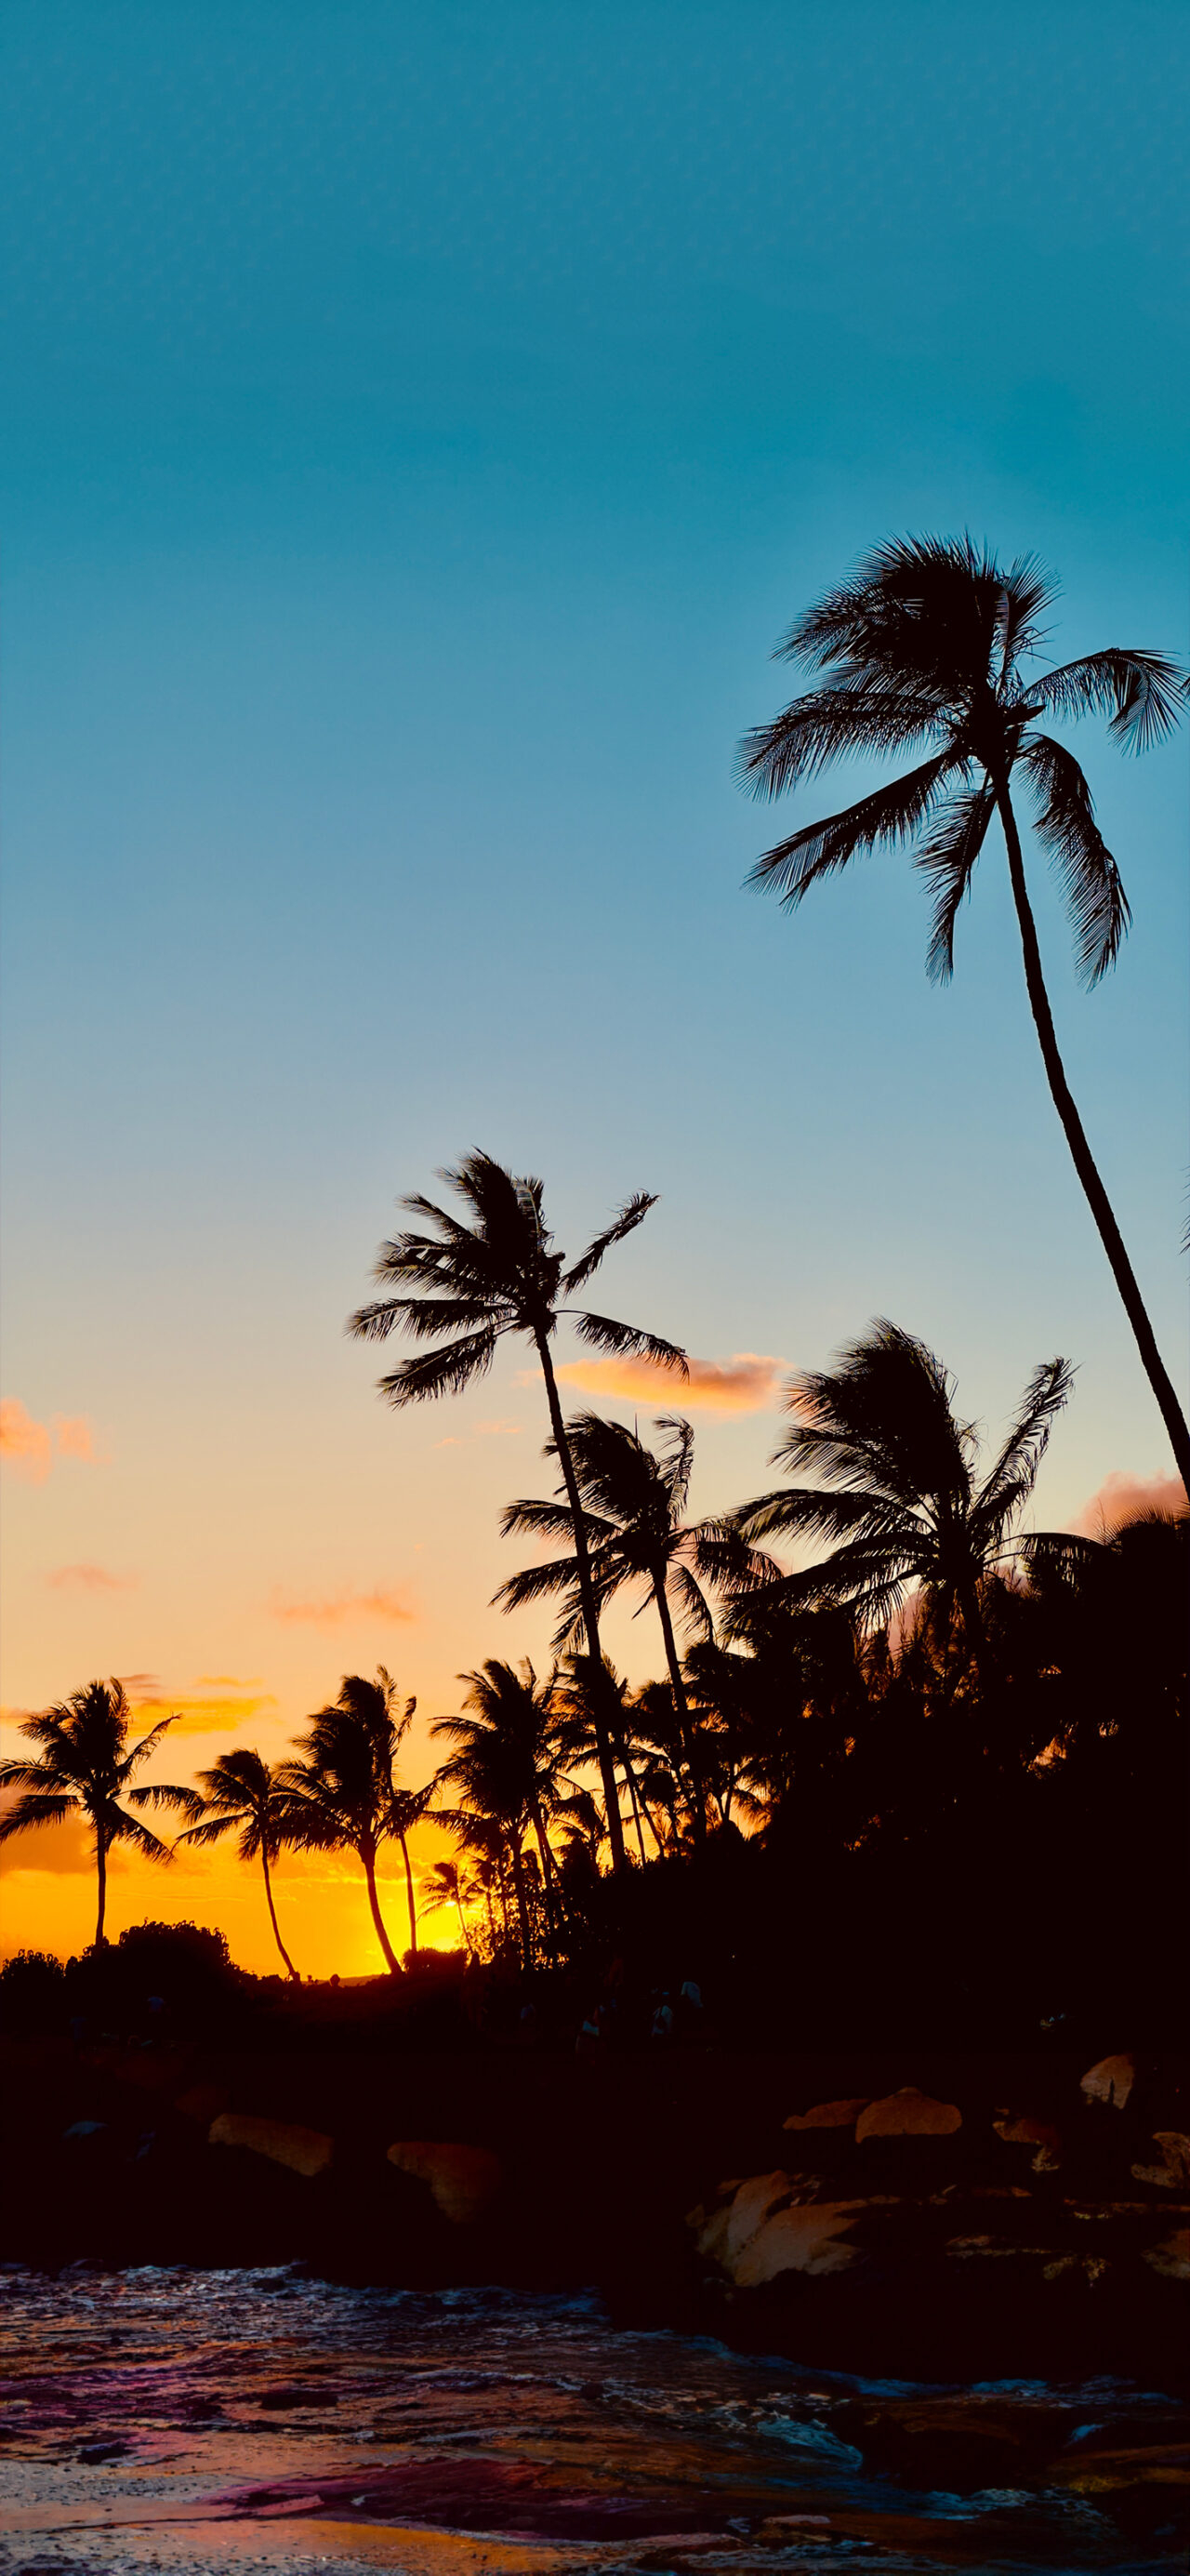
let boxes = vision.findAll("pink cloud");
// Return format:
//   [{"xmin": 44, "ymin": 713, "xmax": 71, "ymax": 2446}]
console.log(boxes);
[
  {"xmin": 0, "ymin": 1402, "xmax": 106, "ymax": 1480},
  {"xmin": 52, "ymin": 1414, "xmax": 104, "ymax": 1462},
  {"xmin": 46, "ymin": 1563, "xmax": 138, "ymax": 1593},
  {"xmin": 1, "ymin": 1400, "xmax": 53, "ymax": 1481},
  {"xmin": 269, "ymin": 1585, "xmax": 416, "ymax": 1629},
  {"xmin": 1070, "ymin": 1469, "xmax": 1188, "ymax": 1538},
  {"xmin": 552, "ymin": 1352, "xmax": 786, "ymax": 1415}
]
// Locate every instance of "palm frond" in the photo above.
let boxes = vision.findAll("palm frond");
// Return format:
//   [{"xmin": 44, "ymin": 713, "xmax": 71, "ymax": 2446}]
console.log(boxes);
[
  {"xmin": 1027, "ymin": 648, "xmax": 1188, "ymax": 753},
  {"xmin": 568, "ymin": 1311, "xmax": 688, "ymax": 1373},
  {"xmin": 377, "ymin": 1326, "xmax": 501, "ymax": 1405},
  {"xmin": 736, "ymin": 682, "xmax": 941, "ymax": 799},
  {"xmin": 747, "ymin": 751, "xmax": 958, "ymax": 907},
  {"xmin": 917, "ymin": 782, "xmax": 998, "ymax": 982},
  {"xmin": 126, "ymin": 1781, "xmax": 205, "ymax": 1821},
  {"xmin": 350, "ymin": 1293, "xmax": 511, "ymax": 1343},
  {"xmin": 0, "ymin": 1790, "xmax": 79, "ymax": 1839},
  {"xmin": 562, "ymin": 1193, "xmax": 658, "ymax": 1295},
  {"xmin": 108, "ymin": 1807, "xmax": 174, "ymax": 1862},
  {"xmin": 971, "ymin": 1357, "xmax": 1074, "ymax": 1543},
  {"xmin": 1019, "ymin": 733, "xmax": 1130, "ymax": 984},
  {"xmin": 667, "ymin": 1560, "xmax": 716, "ymax": 1643},
  {"xmin": 173, "ymin": 1812, "xmax": 240, "ymax": 1849}
]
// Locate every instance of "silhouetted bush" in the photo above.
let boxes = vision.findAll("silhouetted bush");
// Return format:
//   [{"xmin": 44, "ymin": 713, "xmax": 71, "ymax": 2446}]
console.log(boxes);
[{"xmin": 0, "ymin": 1949, "xmax": 69, "ymax": 2034}]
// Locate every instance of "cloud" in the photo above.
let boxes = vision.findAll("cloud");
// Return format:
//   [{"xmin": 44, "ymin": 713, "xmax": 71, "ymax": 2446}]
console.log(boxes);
[
  {"xmin": 1, "ymin": 1401, "xmax": 52, "ymax": 1481},
  {"xmin": 0, "ymin": 1401, "xmax": 107, "ymax": 1481},
  {"xmin": 126, "ymin": 1684, "xmax": 281, "ymax": 1735},
  {"xmin": 551, "ymin": 1353, "xmax": 787, "ymax": 1415},
  {"xmin": 269, "ymin": 1585, "xmax": 416, "ymax": 1629},
  {"xmin": 52, "ymin": 1414, "xmax": 104, "ymax": 1462},
  {"xmin": 46, "ymin": 1563, "xmax": 138, "ymax": 1593},
  {"xmin": 1070, "ymin": 1469, "xmax": 1188, "ymax": 1538}
]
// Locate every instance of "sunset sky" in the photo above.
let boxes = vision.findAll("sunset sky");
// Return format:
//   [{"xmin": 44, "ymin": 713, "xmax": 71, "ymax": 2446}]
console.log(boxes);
[{"xmin": 2, "ymin": 3, "xmax": 1186, "ymax": 1973}]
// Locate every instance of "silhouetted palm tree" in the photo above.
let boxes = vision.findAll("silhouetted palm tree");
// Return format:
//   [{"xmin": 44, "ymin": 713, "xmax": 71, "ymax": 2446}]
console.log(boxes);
[
  {"xmin": 0, "ymin": 1680, "xmax": 199, "ymax": 1947},
  {"xmin": 279, "ymin": 1669, "xmax": 427, "ymax": 1973},
  {"xmin": 735, "ymin": 1321, "xmax": 1073, "ymax": 1677},
  {"xmin": 496, "ymin": 1413, "xmax": 759, "ymax": 1833},
  {"xmin": 739, "ymin": 537, "xmax": 1189, "ymax": 1486},
  {"xmin": 421, "ymin": 1856, "xmax": 475, "ymax": 1956},
  {"xmin": 349, "ymin": 1150, "xmax": 686, "ymax": 1866},
  {"xmin": 175, "ymin": 1748, "xmax": 301, "ymax": 1980},
  {"xmin": 432, "ymin": 1659, "xmax": 569, "ymax": 1965}
]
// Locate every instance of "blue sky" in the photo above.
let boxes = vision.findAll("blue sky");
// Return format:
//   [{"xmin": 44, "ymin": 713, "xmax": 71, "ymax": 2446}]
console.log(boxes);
[{"xmin": 2, "ymin": 2, "xmax": 1187, "ymax": 1785}]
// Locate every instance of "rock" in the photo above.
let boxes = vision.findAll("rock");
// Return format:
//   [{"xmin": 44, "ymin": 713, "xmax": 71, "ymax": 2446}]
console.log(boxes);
[
  {"xmin": 693, "ymin": 2173, "xmax": 862, "ymax": 2284},
  {"xmin": 1142, "ymin": 2228, "xmax": 1190, "ymax": 2281},
  {"xmin": 174, "ymin": 2081, "xmax": 230, "ymax": 2124},
  {"xmin": 208, "ymin": 2112, "xmax": 333, "ymax": 2178},
  {"xmin": 856, "ymin": 2088, "xmax": 960, "ymax": 2140},
  {"xmin": 784, "ymin": 2097, "xmax": 870, "ymax": 2131},
  {"xmin": 1079, "ymin": 2052, "xmax": 1134, "ymax": 2109},
  {"xmin": 993, "ymin": 2111, "xmax": 1062, "ymax": 2172},
  {"xmin": 385, "ymin": 2140, "xmax": 501, "ymax": 2223},
  {"xmin": 1131, "ymin": 2131, "xmax": 1190, "ymax": 2189}
]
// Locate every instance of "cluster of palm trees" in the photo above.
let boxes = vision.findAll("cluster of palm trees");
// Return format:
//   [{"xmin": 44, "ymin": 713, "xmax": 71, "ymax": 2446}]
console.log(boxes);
[
  {"xmin": 7, "ymin": 1308, "xmax": 1177, "ymax": 1977},
  {"xmin": 4, "ymin": 537, "xmax": 1185, "ymax": 1976}
]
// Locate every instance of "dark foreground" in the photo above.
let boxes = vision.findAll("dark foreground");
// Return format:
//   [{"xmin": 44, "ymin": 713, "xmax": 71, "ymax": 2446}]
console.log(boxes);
[{"xmin": 3, "ymin": 2036, "xmax": 1186, "ymax": 2381}]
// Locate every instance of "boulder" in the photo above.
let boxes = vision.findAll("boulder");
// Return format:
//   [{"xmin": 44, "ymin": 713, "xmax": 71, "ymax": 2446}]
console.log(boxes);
[
  {"xmin": 208, "ymin": 2112, "xmax": 333, "ymax": 2178},
  {"xmin": 856, "ymin": 2088, "xmax": 960, "ymax": 2141},
  {"xmin": 1142, "ymin": 2228, "xmax": 1190, "ymax": 2282},
  {"xmin": 1131, "ymin": 2131, "xmax": 1190, "ymax": 2190},
  {"xmin": 386, "ymin": 2140, "xmax": 501, "ymax": 2224},
  {"xmin": 784, "ymin": 2098, "xmax": 869, "ymax": 2131},
  {"xmin": 693, "ymin": 2173, "xmax": 862, "ymax": 2284},
  {"xmin": 993, "ymin": 2111, "xmax": 1062, "ymax": 2172},
  {"xmin": 1079, "ymin": 2053, "xmax": 1134, "ymax": 2109}
]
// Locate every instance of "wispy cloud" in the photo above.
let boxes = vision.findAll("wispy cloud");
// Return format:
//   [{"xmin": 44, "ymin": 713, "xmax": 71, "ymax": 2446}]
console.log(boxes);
[
  {"xmin": 1, "ymin": 1401, "xmax": 107, "ymax": 1481},
  {"xmin": 433, "ymin": 1418, "xmax": 522, "ymax": 1450},
  {"xmin": 46, "ymin": 1563, "xmax": 138, "ymax": 1593},
  {"xmin": 1070, "ymin": 1468, "xmax": 1188, "ymax": 1538},
  {"xmin": 551, "ymin": 1353, "xmax": 787, "ymax": 1415},
  {"xmin": 126, "ymin": 1682, "xmax": 281, "ymax": 1735},
  {"xmin": 268, "ymin": 1585, "xmax": 416, "ymax": 1629}
]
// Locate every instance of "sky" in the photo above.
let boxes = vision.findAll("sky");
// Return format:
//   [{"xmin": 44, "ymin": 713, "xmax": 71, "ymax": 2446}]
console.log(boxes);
[{"xmin": 2, "ymin": 1, "xmax": 1187, "ymax": 1973}]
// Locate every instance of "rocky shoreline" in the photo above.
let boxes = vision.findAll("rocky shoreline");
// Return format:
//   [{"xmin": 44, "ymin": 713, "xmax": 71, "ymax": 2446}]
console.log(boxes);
[{"xmin": 4, "ymin": 2035, "xmax": 1186, "ymax": 2383}]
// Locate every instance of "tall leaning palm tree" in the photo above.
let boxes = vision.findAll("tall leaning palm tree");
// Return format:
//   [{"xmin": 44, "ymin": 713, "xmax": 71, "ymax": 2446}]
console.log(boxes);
[
  {"xmin": 739, "ymin": 537, "xmax": 1189, "ymax": 1489},
  {"xmin": 349, "ymin": 1151, "xmax": 686, "ymax": 1868},
  {"xmin": 174, "ymin": 1748, "xmax": 300, "ymax": 1981},
  {"xmin": 735, "ymin": 1320, "xmax": 1073, "ymax": 1681},
  {"xmin": 0, "ymin": 1679, "xmax": 200, "ymax": 1948}
]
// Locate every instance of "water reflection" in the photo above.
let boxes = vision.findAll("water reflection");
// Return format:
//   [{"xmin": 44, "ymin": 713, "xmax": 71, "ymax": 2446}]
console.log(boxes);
[{"xmin": 0, "ymin": 2264, "xmax": 1183, "ymax": 2572}]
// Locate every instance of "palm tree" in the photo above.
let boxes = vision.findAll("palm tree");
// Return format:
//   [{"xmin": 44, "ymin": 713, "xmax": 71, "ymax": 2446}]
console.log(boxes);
[
  {"xmin": 739, "ymin": 536, "xmax": 1189, "ymax": 1488},
  {"xmin": 0, "ymin": 1680, "xmax": 200, "ymax": 1948},
  {"xmin": 174, "ymin": 1748, "xmax": 301, "ymax": 1981},
  {"xmin": 735, "ymin": 1321, "xmax": 1074, "ymax": 1680},
  {"xmin": 431, "ymin": 1659, "xmax": 569, "ymax": 1966},
  {"xmin": 349, "ymin": 1150, "xmax": 686, "ymax": 1867},
  {"xmin": 278, "ymin": 1670, "xmax": 428, "ymax": 1974},
  {"xmin": 421, "ymin": 1856, "xmax": 475, "ymax": 1956}
]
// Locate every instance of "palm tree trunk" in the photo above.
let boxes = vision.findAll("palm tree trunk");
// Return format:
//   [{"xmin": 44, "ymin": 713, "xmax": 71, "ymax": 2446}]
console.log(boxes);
[
  {"xmin": 399, "ymin": 1831, "xmax": 418, "ymax": 1958},
  {"xmin": 536, "ymin": 1330, "xmax": 628, "ymax": 1872},
  {"xmin": 509, "ymin": 1833, "xmax": 534, "ymax": 1971},
  {"xmin": 95, "ymin": 1829, "xmax": 108, "ymax": 1948},
  {"xmin": 652, "ymin": 1576, "xmax": 707, "ymax": 1843},
  {"xmin": 260, "ymin": 1844, "xmax": 300, "ymax": 1981},
  {"xmin": 997, "ymin": 779, "xmax": 1190, "ymax": 1494},
  {"xmin": 361, "ymin": 1840, "xmax": 402, "ymax": 1975}
]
